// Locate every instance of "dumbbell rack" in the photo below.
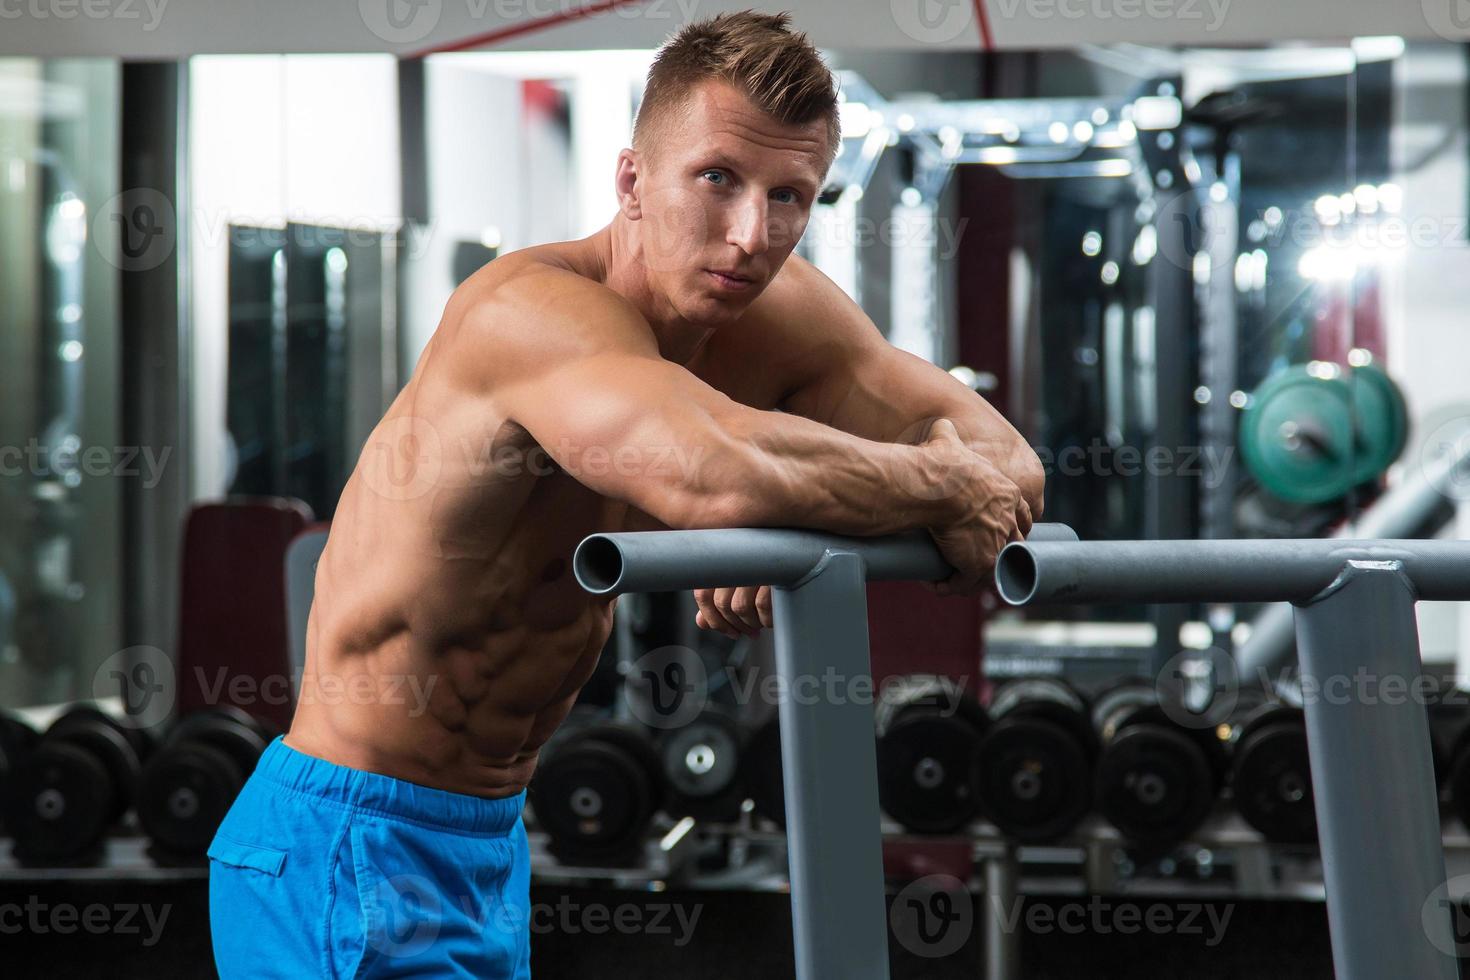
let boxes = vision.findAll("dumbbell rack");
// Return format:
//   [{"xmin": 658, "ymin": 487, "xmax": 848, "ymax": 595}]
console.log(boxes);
[{"xmin": 513, "ymin": 807, "xmax": 1470, "ymax": 980}]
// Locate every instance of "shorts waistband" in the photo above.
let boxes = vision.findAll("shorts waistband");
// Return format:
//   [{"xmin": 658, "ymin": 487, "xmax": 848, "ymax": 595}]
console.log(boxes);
[{"xmin": 252, "ymin": 736, "xmax": 525, "ymax": 835}]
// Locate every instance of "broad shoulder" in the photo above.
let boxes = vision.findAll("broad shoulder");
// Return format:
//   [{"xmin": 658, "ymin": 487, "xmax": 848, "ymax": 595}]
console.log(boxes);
[{"xmin": 430, "ymin": 244, "xmax": 657, "ymax": 395}]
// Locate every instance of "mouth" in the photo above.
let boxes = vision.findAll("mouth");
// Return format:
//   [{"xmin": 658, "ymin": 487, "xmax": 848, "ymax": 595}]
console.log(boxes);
[{"xmin": 704, "ymin": 269, "xmax": 755, "ymax": 292}]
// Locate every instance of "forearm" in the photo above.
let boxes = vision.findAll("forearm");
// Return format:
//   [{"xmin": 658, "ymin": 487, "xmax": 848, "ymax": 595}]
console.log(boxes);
[{"xmin": 704, "ymin": 409, "xmax": 965, "ymax": 535}]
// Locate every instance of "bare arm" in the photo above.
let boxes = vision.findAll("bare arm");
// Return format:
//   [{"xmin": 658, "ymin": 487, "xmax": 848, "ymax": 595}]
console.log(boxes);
[
  {"xmin": 480, "ymin": 267, "xmax": 971, "ymax": 534},
  {"xmin": 752, "ymin": 256, "xmax": 1045, "ymax": 517}
]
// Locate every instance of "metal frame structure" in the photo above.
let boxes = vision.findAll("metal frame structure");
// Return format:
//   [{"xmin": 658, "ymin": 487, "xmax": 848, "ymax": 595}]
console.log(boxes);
[
  {"xmin": 995, "ymin": 531, "xmax": 1466, "ymax": 980},
  {"xmin": 575, "ymin": 523, "xmax": 1464, "ymax": 980},
  {"xmin": 572, "ymin": 524, "xmax": 1077, "ymax": 980}
]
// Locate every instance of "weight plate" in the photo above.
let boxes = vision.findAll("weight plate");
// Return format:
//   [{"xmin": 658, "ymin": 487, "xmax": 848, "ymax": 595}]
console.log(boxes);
[
  {"xmin": 0, "ymin": 712, "xmax": 40, "ymax": 835},
  {"xmin": 138, "ymin": 742, "xmax": 247, "ymax": 855},
  {"xmin": 990, "ymin": 678, "xmax": 1097, "ymax": 759},
  {"xmin": 0, "ymin": 713, "xmax": 40, "ymax": 762},
  {"xmin": 741, "ymin": 718, "xmax": 785, "ymax": 828},
  {"xmin": 51, "ymin": 704, "xmax": 153, "ymax": 764},
  {"xmin": 1096, "ymin": 724, "xmax": 1216, "ymax": 844},
  {"xmin": 165, "ymin": 709, "xmax": 271, "ymax": 782},
  {"xmin": 974, "ymin": 715, "xmax": 1092, "ymax": 843},
  {"xmin": 1349, "ymin": 363, "xmax": 1408, "ymax": 483},
  {"xmin": 876, "ymin": 713, "xmax": 983, "ymax": 834},
  {"xmin": 877, "ymin": 676, "xmax": 989, "ymax": 737},
  {"xmin": 529, "ymin": 737, "xmax": 655, "ymax": 862},
  {"xmin": 1232, "ymin": 721, "xmax": 1316, "ymax": 844},
  {"xmin": 661, "ymin": 713, "xmax": 743, "ymax": 821},
  {"xmin": 560, "ymin": 722, "xmax": 665, "ymax": 816},
  {"xmin": 48, "ymin": 707, "xmax": 143, "ymax": 821},
  {"xmin": 1240, "ymin": 366, "xmax": 1357, "ymax": 504},
  {"xmin": 4, "ymin": 741, "xmax": 113, "ymax": 862}
]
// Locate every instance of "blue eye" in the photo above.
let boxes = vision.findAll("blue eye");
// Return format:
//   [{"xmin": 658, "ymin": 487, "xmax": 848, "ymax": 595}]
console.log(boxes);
[
  {"xmin": 702, "ymin": 170, "xmax": 725, "ymax": 185},
  {"xmin": 772, "ymin": 189, "xmax": 797, "ymax": 205}
]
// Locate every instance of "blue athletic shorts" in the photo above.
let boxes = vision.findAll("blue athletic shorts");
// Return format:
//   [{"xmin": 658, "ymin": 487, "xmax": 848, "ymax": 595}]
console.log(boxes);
[{"xmin": 208, "ymin": 736, "xmax": 531, "ymax": 979}]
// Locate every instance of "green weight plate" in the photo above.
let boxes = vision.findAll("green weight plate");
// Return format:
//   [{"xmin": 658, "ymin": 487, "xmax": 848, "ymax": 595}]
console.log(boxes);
[
  {"xmin": 1240, "ymin": 366, "xmax": 1357, "ymax": 504},
  {"xmin": 1348, "ymin": 363, "xmax": 1408, "ymax": 483}
]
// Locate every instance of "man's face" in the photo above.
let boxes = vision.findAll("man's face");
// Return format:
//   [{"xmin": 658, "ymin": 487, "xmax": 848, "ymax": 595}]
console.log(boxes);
[{"xmin": 631, "ymin": 80, "xmax": 828, "ymax": 324}]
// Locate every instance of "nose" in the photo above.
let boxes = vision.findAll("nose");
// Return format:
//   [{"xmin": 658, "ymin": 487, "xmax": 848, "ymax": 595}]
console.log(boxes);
[{"xmin": 726, "ymin": 194, "xmax": 769, "ymax": 257}]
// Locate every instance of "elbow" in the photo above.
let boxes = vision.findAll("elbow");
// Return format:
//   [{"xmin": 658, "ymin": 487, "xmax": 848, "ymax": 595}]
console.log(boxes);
[
  {"xmin": 662, "ymin": 488, "xmax": 758, "ymax": 530},
  {"xmin": 1010, "ymin": 443, "xmax": 1047, "ymax": 520}
]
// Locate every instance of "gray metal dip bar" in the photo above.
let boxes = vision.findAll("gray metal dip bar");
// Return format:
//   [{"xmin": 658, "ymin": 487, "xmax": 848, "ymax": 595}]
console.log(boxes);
[
  {"xmin": 572, "ymin": 522, "xmax": 1076, "ymax": 980},
  {"xmin": 995, "ymin": 534, "xmax": 1468, "ymax": 980}
]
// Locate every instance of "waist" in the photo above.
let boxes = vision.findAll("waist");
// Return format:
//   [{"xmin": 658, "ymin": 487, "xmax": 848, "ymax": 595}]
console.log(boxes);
[{"xmin": 257, "ymin": 735, "xmax": 526, "ymax": 835}]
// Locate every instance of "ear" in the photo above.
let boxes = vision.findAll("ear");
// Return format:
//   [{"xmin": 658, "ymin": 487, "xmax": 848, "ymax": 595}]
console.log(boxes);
[{"xmin": 615, "ymin": 148, "xmax": 642, "ymax": 220}]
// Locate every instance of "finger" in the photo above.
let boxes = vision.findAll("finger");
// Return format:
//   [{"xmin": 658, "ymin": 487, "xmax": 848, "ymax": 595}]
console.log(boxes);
[
  {"xmin": 1015, "ymin": 496, "xmax": 1034, "ymax": 538},
  {"xmin": 755, "ymin": 586, "xmax": 773, "ymax": 628},
  {"xmin": 725, "ymin": 586, "xmax": 763, "ymax": 635},
  {"xmin": 695, "ymin": 590, "xmax": 739, "ymax": 637},
  {"xmin": 714, "ymin": 588, "xmax": 747, "ymax": 637}
]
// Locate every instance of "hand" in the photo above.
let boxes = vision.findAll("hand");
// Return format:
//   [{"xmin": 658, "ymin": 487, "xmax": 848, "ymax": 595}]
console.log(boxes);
[
  {"xmin": 693, "ymin": 586, "xmax": 772, "ymax": 639},
  {"xmin": 919, "ymin": 419, "xmax": 1032, "ymax": 597}
]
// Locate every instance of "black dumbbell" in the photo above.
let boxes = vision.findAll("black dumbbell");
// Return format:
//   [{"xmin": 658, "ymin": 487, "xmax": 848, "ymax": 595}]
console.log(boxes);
[
  {"xmin": 875, "ymin": 676, "xmax": 989, "ymax": 834},
  {"xmin": 137, "ymin": 706, "xmax": 276, "ymax": 857},
  {"xmin": 1227, "ymin": 697, "xmax": 1315, "ymax": 844},
  {"xmin": 740, "ymin": 717, "xmax": 785, "ymax": 829},
  {"xmin": 529, "ymin": 718, "xmax": 665, "ymax": 866},
  {"xmin": 0, "ymin": 711, "xmax": 41, "ymax": 835},
  {"xmin": 973, "ymin": 676, "xmax": 1097, "ymax": 843},
  {"xmin": 3, "ymin": 704, "xmax": 153, "ymax": 864},
  {"xmin": 659, "ymin": 707, "xmax": 746, "ymax": 822},
  {"xmin": 1092, "ymin": 682, "xmax": 1227, "ymax": 847}
]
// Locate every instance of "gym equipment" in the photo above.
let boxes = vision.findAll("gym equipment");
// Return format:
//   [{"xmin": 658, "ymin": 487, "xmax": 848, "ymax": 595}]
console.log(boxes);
[
  {"xmin": 0, "ymin": 711, "xmax": 40, "ymax": 834},
  {"xmin": 1349, "ymin": 362, "xmax": 1409, "ymax": 482},
  {"xmin": 1228, "ymin": 699, "xmax": 1315, "ymax": 844},
  {"xmin": 741, "ymin": 717, "xmax": 785, "ymax": 828},
  {"xmin": 1091, "ymin": 682, "xmax": 1225, "ymax": 845},
  {"xmin": 1236, "ymin": 421, "xmax": 1470, "ymax": 678},
  {"xmin": 3, "ymin": 704, "xmax": 153, "ymax": 863},
  {"xmin": 874, "ymin": 676, "xmax": 987, "ymax": 834},
  {"xmin": 659, "ymin": 707, "xmax": 745, "ymax": 822},
  {"xmin": 137, "ymin": 706, "xmax": 276, "ymax": 856},
  {"xmin": 572, "ymin": 522, "xmax": 1078, "ymax": 980},
  {"xmin": 528, "ymin": 719, "xmax": 665, "ymax": 866},
  {"xmin": 177, "ymin": 499, "xmax": 313, "ymax": 733},
  {"xmin": 997, "ymin": 530, "xmax": 1470, "ymax": 980},
  {"xmin": 973, "ymin": 676, "xmax": 1096, "ymax": 842},
  {"xmin": 1238, "ymin": 362, "xmax": 1408, "ymax": 505}
]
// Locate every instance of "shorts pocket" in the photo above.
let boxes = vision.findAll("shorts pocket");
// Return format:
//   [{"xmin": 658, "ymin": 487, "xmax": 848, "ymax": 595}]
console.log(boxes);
[{"xmin": 207, "ymin": 834, "xmax": 288, "ymax": 876}]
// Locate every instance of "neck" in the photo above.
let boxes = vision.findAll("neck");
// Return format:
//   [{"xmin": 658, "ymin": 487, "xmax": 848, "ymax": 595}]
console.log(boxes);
[{"xmin": 588, "ymin": 216, "xmax": 716, "ymax": 366}]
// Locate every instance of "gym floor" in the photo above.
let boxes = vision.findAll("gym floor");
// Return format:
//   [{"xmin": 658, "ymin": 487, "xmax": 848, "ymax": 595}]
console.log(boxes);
[{"xmin": 1, "ymin": 879, "xmax": 1344, "ymax": 979}]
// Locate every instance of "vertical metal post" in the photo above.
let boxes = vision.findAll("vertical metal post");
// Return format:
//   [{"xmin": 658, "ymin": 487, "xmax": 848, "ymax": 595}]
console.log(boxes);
[
  {"xmin": 771, "ymin": 551, "xmax": 890, "ymax": 980},
  {"xmin": 984, "ymin": 848, "xmax": 1021, "ymax": 980},
  {"xmin": 1293, "ymin": 560, "xmax": 1458, "ymax": 980}
]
